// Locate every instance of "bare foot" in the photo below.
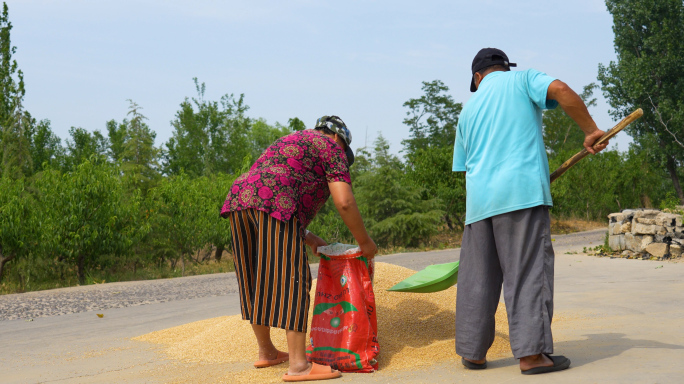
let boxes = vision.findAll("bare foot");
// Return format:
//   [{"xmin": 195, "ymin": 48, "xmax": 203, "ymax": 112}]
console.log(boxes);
[
  {"xmin": 258, "ymin": 347, "xmax": 281, "ymax": 361},
  {"xmin": 287, "ymin": 362, "xmax": 311, "ymax": 376},
  {"xmin": 520, "ymin": 354, "xmax": 553, "ymax": 371}
]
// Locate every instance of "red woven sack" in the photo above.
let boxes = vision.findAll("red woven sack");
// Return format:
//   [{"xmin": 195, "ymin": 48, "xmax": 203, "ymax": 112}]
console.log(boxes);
[{"xmin": 306, "ymin": 244, "xmax": 379, "ymax": 372}]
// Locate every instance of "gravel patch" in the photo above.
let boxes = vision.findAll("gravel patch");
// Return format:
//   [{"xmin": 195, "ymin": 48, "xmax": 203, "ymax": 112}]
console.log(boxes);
[{"xmin": 0, "ymin": 273, "xmax": 241, "ymax": 321}]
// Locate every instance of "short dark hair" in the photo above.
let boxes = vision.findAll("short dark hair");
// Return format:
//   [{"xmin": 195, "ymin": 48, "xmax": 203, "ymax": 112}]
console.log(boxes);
[
  {"xmin": 476, "ymin": 64, "xmax": 509, "ymax": 76},
  {"xmin": 314, "ymin": 126, "xmax": 335, "ymax": 135},
  {"xmin": 314, "ymin": 126, "xmax": 347, "ymax": 149}
]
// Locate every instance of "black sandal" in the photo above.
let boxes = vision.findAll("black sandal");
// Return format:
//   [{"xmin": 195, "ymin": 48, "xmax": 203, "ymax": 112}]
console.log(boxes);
[
  {"xmin": 521, "ymin": 354, "xmax": 571, "ymax": 375},
  {"xmin": 461, "ymin": 357, "xmax": 487, "ymax": 370}
]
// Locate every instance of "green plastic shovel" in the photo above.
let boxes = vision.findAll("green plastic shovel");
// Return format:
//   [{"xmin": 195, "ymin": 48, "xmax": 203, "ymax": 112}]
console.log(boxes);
[{"xmin": 387, "ymin": 261, "xmax": 459, "ymax": 293}]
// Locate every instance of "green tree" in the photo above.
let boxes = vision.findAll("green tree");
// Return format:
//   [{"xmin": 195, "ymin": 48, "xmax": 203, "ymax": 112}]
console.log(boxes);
[
  {"xmin": 36, "ymin": 160, "xmax": 141, "ymax": 284},
  {"xmin": 356, "ymin": 135, "xmax": 444, "ymax": 247},
  {"xmin": 598, "ymin": 0, "xmax": 684, "ymax": 203},
  {"xmin": 1, "ymin": 104, "xmax": 31, "ymax": 178},
  {"xmin": 163, "ymin": 79, "xmax": 251, "ymax": 177},
  {"xmin": 247, "ymin": 118, "xmax": 290, "ymax": 161},
  {"xmin": 106, "ymin": 118, "xmax": 128, "ymax": 163},
  {"xmin": 64, "ymin": 127, "xmax": 108, "ymax": 171},
  {"xmin": 0, "ymin": 2, "xmax": 32, "ymax": 179},
  {"xmin": 288, "ymin": 117, "xmax": 306, "ymax": 131},
  {"xmin": 0, "ymin": 3, "xmax": 22, "ymax": 122},
  {"xmin": 0, "ymin": 177, "xmax": 36, "ymax": 282},
  {"xmin": 549, "ymin": 146, "xmax": 670, "ymax": 219},
  {"xmin": 119, "ymin": 100, "xmax": 160, "ymax": 193},
  {"xmin": 402, "ymin": 80, "xmax": 465, "ymax": 229},
  {"xmin": 148, "ymin": 173, "xmax": 213, "ymax": 275},
  {"xmin": 195, "ymin": 173, "xmax": 235, "ymax": 262},
  {"xmin": 27, "ymin": 118, "xmax": 63, "ymax": 172}
]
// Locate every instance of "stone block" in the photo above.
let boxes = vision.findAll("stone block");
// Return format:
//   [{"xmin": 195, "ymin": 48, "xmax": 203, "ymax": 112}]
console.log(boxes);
[
  {"xmin": 637, "ymin": 218, "xmax": 657, "ymax": 225},
  {"xmin": 609, "ymin": 234, "xmax": 625, "ymax": 251},
  {"xmin": 640, "ymin": 235, "xmax": 654, "ymax": 250},
  {"xmin": 655, "ymin": 212, "xmax": 679, "ymax": 227},
  {"xmin": 645, "ymin": 243, "xmax": 669, "ymax": 258},
  {"xmin": 608, "ymin": 212, "xmax": 624, "ymax": 223},
  {"xmin": 671, "ymin": 244, "xmax": 682, "ymax": 258},
  {"xmin": 657, "ymin": 226, "xmax": 669, "ymax": 236},
  {"xmin": 633, "ymin": 209, "xmax": 661, "ymax": 220},
  {"xmin": 655, "ymin": 233, "xmax": 675, "ymax": 243},
  {"xmin": 620, "ymin": 221, "xmax": 631, "ymax": 233},
  {"xmin": 633, "ymin": 223, "xmax": 657, "ymax": 235},
  {"xmin": 609, "ymin": 222, "xmax": 623, "ymax": 235},
  {"xmin": 625, "ymin": 233, "xmax": 644, "ymax": 252}
]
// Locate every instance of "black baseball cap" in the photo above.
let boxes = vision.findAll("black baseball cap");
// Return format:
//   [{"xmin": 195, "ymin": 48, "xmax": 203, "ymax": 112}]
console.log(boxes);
[{"xmin": 470, "ymin": 48, "xmax": 517, "ymax": 92}]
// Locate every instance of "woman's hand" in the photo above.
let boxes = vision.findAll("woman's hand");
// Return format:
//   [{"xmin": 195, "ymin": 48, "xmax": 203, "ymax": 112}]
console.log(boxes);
[
  {"xmin": 359, "ymin": 236, "xmax": 378, "ymax": 259},
  {"xmin": 305, "ymin": 231, "xmax": 328, "ymax": 257}
]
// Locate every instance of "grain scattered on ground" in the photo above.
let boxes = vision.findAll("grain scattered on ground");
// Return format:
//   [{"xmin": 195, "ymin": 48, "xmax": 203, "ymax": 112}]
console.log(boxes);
[{"xmin": 134, "ymin": 262, "xmax": 512, "ymax": 383}]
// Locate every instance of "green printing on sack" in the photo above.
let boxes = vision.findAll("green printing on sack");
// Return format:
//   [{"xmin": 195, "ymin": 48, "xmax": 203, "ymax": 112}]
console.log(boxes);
[
  {"xmin": 305, "ymin": 347, "xmax": 363, "ymax": 370},
  {"xmin": 313, "ymin": 301, "xmax": 359, "ymax": 315}
]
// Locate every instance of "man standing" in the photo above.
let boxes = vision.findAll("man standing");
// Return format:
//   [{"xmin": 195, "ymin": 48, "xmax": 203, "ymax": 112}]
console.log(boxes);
[{"xmin": 452, "ymin": 48, "xmax": 608, "ymax": 375}]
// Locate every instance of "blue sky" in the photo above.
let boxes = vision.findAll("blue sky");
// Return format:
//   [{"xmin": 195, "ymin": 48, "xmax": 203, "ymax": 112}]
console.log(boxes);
[{"xmin": 8, "ymin": 0, "xmax": 629, "ymax": 155}]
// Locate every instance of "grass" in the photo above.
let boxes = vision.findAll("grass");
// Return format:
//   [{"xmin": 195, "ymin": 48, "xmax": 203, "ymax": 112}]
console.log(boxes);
[{"xmin": 550, "ymin": 217, "xmax": 605, "ymax": 235}]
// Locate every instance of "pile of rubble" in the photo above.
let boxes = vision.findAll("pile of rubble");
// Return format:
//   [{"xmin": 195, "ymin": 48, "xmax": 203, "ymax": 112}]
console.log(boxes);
[{"xmin": 608, "ymin": 209, "xmax": 683, "ymax": 260}]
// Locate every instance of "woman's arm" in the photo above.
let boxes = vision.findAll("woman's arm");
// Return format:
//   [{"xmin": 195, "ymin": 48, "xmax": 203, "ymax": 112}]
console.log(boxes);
[{"xmin": 328, "ymin": 181, "xmax": 377, "ymax": 258}]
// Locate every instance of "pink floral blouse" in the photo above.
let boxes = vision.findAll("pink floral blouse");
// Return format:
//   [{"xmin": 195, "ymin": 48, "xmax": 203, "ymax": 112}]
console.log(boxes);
[{"xmin": 220, "ymin": 129, "xmax": 352, "ymax": 229}]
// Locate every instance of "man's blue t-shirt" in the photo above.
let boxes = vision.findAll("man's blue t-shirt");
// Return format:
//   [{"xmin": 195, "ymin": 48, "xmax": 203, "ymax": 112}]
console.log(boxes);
[{"xmin": 452, "ymin": 69, "xmax": 558, "ymax": 225}]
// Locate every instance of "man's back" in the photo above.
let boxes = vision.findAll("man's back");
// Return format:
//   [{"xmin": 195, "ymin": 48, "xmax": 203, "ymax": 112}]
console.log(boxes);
[{"xmin": 452, "ymin": 69, "xmax": 558, "ymax": 225}]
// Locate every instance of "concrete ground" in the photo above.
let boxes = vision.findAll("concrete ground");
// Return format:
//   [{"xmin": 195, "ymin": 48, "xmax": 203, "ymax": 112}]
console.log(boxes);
[{"xmin": 2, "ymin": 229, "xmax": 684, "ymax": 383}]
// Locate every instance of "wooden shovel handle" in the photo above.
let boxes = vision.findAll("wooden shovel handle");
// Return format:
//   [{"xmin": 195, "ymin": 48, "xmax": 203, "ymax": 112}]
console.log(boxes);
[{"xmin": 549, "ymin": 108, "xmax": 644, "ymax": 183}]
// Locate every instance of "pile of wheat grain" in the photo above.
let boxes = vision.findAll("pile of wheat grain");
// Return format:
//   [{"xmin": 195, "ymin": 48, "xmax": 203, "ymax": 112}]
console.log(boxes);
[{"xmin": 134, "ymin": 262, "xmax": 511, "ymax": 383}]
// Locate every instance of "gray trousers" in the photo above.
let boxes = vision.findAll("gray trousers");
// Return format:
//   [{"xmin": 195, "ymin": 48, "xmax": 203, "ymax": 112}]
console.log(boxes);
[{"xmin": 455, "ymin": 206, "xmax": 554, "ymax": 360}]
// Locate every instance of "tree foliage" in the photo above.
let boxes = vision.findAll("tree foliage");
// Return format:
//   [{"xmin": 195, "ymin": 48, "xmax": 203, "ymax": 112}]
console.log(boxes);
[
  {"xmin": 598, "ymin": 0, "xmax": 684, "ymax": 203},
  {"xmin": 356, "ymin": 135, "xmax": 444, "ymax": 247},
  {"xmin": 0, "ymin": 177, "xmax": 36, "ymax": 281},
  {"xmin": 544, "ymin": 82, "xmax": 674, "ymax": 219},
  {"xmin": 163, "ymin": 79, "xmax": 252, "ymax": 176},
  {"xmin": 64, "ymin": 127, "xmax": 108, "ymax": 171},
  {"xmin": 35, "ymin": 160, "xmax": 142, "ymax": 284},
  {"xmin": 148, "ymin": 173, "xmax": 214, "ymax": 274},
  {"xmin": 402, "ymin": 80, "xmax": 465, "ymax": 229},
  {"xmin": 28, "ymin": 119, "xmax": 63, "ymax": 172},
  {"xmin": 119, "ymin": 100, "xmax": 160, "ymax": 193},
  {"xmin": 0, "ymin": 2, "xmax": 32, "ymax": 179}
]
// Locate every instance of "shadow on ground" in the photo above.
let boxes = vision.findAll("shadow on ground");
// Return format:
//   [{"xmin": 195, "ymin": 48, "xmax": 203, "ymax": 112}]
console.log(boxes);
[{"xmin": 485, "ymin": 332, "xmax": 684, "ymax": 370}]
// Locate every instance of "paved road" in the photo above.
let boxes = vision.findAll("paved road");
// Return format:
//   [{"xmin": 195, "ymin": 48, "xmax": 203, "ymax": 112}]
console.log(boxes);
[{"xmin": 3, "ymin": 229, "xmax": 684, "ymax": 383}]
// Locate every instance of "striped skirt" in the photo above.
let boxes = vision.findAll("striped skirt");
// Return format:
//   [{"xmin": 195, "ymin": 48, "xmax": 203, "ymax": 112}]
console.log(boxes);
[{"xmin": 228, "ymin": 208, "xmax": 312, "ymax": 332}]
